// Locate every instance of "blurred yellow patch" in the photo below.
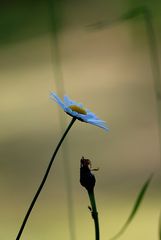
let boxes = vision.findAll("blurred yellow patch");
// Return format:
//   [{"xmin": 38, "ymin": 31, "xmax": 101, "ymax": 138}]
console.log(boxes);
[{"xmin": 69, "ymin": 105, "xmax": 87, "ymax": 115}]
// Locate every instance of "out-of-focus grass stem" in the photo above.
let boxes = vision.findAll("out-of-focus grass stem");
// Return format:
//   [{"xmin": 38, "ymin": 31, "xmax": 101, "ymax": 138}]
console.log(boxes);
[
  {"xmin": 121, "ymin": 7, "xmax": 161, "ymax": 162},
  {"xmin": 143, "ymin": 7, "xmax": 161, "ymax": 98},
  {"xmin": 88, "ymin": 5, "xmax": 161, "ymax": 166},
  {"xmin": 159, "ymin": 211, "xmax": 161, "ymax": 240},
  {"xmin": 142, "ymin": 7, "xmax": 161, "ymax": 167},
  {"xmin": 47, "ymin": 1, "xmax": 76, "ymax": 240},
  {"xmin": 109, "ymin": 174, "xmax": 153, "ymax": 240}
]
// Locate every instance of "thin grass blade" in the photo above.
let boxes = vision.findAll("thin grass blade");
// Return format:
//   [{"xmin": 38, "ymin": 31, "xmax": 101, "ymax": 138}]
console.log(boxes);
[
  {"xmin": 109, "ymin": 174, "xmax": 153, "ymax": 240},
  {"xmin": 159, "ymin": 211, "xmax": 161, "ymax": 240}
]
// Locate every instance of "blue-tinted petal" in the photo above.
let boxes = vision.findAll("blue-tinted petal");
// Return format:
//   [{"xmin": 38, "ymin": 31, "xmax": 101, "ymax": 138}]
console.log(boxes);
[
  {"xmin": 64, "ymin": 95, "xmax": 83, "ymax": 108},
  {"xmin": 64, "ymin": 95, "xmax": 74, "ymax": 107},
  {"xmin": 85, "ymin": 118, "xmax": 107, "ymax": 125},
  {"xmin": 65, "ymin": 107, "xmax": 80, "ymax": 118},
  {"xmin": 83, "ymin": 114, "xmax": 105, "ymax": 123},
  {"xmin": 76, "ymin": 114, "xmax": 87, "ymax": 121},
  {"xmin": 86, "ymin": 119, "xmax": 109, "ymax": 131},
  {"xmin": 65, "ymin": 107, "xmax": 73, "ymax": 115},
  {"xmin": 77, "ymin": 102, "xmax": 83, "ymax": 108},
  {"xmin": 86, "ymin": 110, "xmax": 100, "ymax": 120},
  {"xmin": 50, "ymin": 92, "xmax": 65, "ymax": 110}
]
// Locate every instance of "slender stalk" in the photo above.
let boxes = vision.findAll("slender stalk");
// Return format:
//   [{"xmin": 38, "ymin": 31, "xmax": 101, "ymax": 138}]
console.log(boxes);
[
  {"xmin": 15, "ymin": 117, "xmax": 76, "ymax": 240},
  {"xmin": 88, "ymin": 190, "xmax": 100, "ymax": 240}
]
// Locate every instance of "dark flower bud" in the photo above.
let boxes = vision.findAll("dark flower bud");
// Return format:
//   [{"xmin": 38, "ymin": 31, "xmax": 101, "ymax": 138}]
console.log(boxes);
[{"xmin": 80, "ymin": 156, "xmax": 96, "ymax": 192}]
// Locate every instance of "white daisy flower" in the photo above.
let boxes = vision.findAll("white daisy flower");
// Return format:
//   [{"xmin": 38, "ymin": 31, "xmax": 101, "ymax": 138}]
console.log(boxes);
[{"xmin": 51, "ymin": 92, "xmax": 109, "ymax": 131}]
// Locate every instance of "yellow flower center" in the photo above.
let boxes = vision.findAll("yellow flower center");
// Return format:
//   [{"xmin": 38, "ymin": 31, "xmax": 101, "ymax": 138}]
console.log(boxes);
[{"xmin": 69, "ymin": 105, "xmax": 87, "ymax": 115}]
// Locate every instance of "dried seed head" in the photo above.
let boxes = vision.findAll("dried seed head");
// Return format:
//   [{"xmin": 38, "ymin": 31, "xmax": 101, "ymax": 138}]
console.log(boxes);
[{"xmin": 80, "ymin": 156, "xmax": 96, "ymax": 192}]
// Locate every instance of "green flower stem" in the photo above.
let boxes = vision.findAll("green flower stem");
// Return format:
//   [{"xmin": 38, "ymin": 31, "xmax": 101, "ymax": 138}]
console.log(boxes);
[
  {"xmin": 15, "ymin": 117, "xmax": 76, "ymax": 240},
  {"xmin": 88, "ymin": 190, "xmax": 100, "ymax": 240}
]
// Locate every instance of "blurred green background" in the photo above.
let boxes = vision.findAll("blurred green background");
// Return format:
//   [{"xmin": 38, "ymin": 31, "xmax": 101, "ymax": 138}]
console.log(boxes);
[{"xmin": 0, "ymin": 0, "xmax": 161, "ymax": 239}]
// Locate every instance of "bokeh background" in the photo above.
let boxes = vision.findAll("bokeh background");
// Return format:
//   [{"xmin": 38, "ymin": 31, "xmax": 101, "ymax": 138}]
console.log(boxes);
[{"xmin": 0, "ymin": 0, "xmax": 161, "ymax": 239}]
